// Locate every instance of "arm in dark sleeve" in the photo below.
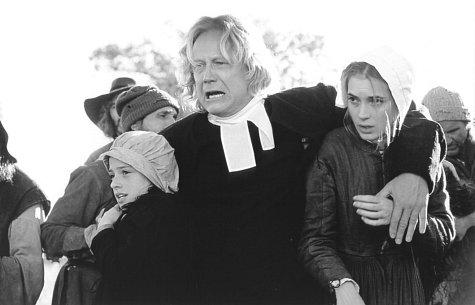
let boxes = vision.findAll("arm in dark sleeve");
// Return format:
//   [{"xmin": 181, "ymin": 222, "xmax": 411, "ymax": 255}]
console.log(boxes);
[
  {"xmin": 90, "ymin": 217, "xmax": 147, "ymax": 290},
  {"xmin": 299, "ymin": 157, "xmax": 351, "ymax": 291},
  {"xmin": 267, "ymin": 83, "xmax": 345, "ymax": 141},
  {"xmin": 412, "ymin": 166, "xmax": 455, "ymax": 299},
  {"xmin": 41, "ymin": 162, "xmax": 115, "ymax": 260},
  {"xmin": 443, "ymin": 160, "xmax": 475, "ymax": 217},
  {"xmin": 389, "ymin": 105, "xmax": 446, "ymax": 193},
  {"xmin": 412, "ymin": 166, "xmax": 455, "ymax": 259}
]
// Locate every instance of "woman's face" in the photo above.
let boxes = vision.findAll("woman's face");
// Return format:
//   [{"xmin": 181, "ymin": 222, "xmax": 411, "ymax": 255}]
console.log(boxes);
[
  {"xmin": 108, "ymin": 157, "xmax": 152, "ymax": 207},
  {"xmin": 347, "ymin": 75, "xmax": 397, "ymax": 144},
  {"xmin": 191, "ymin": 29, "xmax": 253, "ymax": 117},
  {"xmin": 439, "ymin": 120, "xmax": 469, "ymax": 156}
]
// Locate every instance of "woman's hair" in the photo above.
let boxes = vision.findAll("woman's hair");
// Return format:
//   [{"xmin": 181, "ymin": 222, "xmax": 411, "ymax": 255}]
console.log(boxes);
[
  {"xmin": 177, "ymin": 14, "xmax": 273, "ymax": 110},
  {"xmin": 96, "ymin": 102, "xmax": 120, "ymax": 139},
  {"xmin": 0, "ymin": 121, "xmax": 16, "ymax": 182},
  {"xmin": 340, "ymin": 61, "xmax": 399, "ymax": 148}
]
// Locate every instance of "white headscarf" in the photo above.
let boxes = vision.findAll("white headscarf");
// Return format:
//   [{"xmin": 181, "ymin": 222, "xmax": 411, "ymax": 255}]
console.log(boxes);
[
  {"xmin": 357, "ymin": 46, "xmax": 415, "ymax": 127},
  {"xmin": 100, "ymin": 131, "xmax": 179, "ymax": 193}
]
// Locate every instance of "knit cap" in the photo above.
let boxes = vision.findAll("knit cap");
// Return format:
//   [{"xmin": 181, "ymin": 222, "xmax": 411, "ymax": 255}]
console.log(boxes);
[
  {"xmin": 421, "ymin": 86, "xmax": 471, "ymax": 122},
  {"xmin": 100, "ymin": 131, "xmax": 179, "ymax": 194},
  {"xmin": 116, "ymin": 85, "xmax": 179, "ymax": 132}
]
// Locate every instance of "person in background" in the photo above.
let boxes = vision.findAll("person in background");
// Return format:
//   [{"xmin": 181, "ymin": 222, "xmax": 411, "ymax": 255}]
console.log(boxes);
[
  {"xmin": 422, "ymin": 86, "xmax": 475, "ymax": 305},
  {"xmin": 0, "ymin": 120, "xmax": 50, "ymax": 305},
  {"xmin": 85, "ymin": 131, "xmax": 191, "ymax": 305},
  {"xmin": 84, "ymin": 77, "xmax": 136, "ymax": 165},
  {"xmin": 160, "ymin": 14, "xmax": 445, "ymax": 304},
  {"xmin": 116, "ymin": 85, "xmax": 179, "ymax": 133},
  {"xmin": 41, "ymin": 85, "xmax": 179, "ymax": 305},
  {"xmin": 299, "ymin": 47, "xmax": 454, "ymax": 305}
]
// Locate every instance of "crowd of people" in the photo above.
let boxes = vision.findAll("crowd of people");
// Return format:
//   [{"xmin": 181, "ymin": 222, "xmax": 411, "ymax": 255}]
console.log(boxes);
[{"xmin": 0, "ymin": 13, "xmax": 473, "ymax": 305}]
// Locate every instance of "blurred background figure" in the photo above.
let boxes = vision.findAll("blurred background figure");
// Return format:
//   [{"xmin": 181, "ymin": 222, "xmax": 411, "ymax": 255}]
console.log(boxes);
[
  {"xmin": 0, "ymin": 120, "xmax": 50, "ymax": 305},
  {"xmin": 84, "ymin": 77, "xmax": 136, "ymax": 165},
  {"xmin": 422, "ymin": 86, "xmax": 475, "ymax": 305},
  {"xmin": 116, "ymin": 85, "xmax": 179, "ymax": 133},
  {"xmin": 41, "ymin": 84, "xmax": 179, "ymax": 305}
]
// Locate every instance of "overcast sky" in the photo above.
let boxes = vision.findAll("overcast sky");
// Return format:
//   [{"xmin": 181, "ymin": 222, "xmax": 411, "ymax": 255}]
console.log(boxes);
[{"xmin": 0, "ymin": 0, "xmax": 473, "ymax": 204}]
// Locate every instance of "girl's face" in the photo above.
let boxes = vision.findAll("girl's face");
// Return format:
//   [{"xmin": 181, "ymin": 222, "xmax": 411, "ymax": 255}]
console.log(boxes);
[
  {"xmin": 347, "ymin": 75, "xmax": 397, "ymax": 144},
  {"xmin": 439, "ymin": 120, "xmax": 469, "ymax": 157},
  {"xmin": 108, "ymin": 157, "xmax": 152, "ymax": 207}
]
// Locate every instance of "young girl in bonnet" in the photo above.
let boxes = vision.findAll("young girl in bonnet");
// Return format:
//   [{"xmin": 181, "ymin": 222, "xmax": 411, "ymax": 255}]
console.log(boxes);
[
  {"xmin": 86, "ymin": 131, "xmax": 192, "ymax": 305},
  {"xmin": 299, "ymin": 47, "xmax": 454, "ymax": 305}
]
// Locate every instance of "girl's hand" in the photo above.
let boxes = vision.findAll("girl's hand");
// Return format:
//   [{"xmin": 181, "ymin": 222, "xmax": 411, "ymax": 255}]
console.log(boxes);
[
  {"xmin": 335, "ymin": 282, "xmax": 365, "ymax": 305},
  {"xmin": 353, "ymin": 195, "xmax": 393, "ymax": 226},
  {"xmin": 97, "ymin": 204, "xmax": 123, "ymax": 228}
]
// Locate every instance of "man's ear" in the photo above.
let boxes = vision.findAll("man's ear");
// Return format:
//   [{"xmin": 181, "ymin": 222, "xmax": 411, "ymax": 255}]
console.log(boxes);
[{"xmin": 130, "ymin": 121, "xmax": 142, "ymax": 131}]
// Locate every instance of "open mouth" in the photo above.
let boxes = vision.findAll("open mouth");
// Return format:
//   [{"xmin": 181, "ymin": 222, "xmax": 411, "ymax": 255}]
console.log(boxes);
[
  {"xmin": 205, "ymin": 90, "xmax": 225, "ymax": 100},
  {"xmin": 115, "ymin": 193, "xmax": 127, "ymax": 201}
]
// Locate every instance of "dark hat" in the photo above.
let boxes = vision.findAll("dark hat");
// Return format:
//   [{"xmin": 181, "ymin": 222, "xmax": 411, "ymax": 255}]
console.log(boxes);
[
  {"xmin": 0, "ymin": 120, "xmax": 17, "ymax": 164},
  {"xmin": 84, "ymin": 77, "xmax": 136, "ymax": 125},
  {"xmin": 116, "ymin": 85, "xmax": 179, "ymax": 132}
]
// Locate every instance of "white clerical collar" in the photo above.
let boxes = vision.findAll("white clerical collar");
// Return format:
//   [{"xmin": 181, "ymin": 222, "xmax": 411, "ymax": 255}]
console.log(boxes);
[{"xmin": 208, "ymin": 93, "xmax": 274, "ymax": 172}]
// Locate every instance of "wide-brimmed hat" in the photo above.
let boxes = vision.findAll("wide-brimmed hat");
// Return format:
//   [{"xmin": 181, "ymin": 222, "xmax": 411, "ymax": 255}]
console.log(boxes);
[{"xmin": 84, "ymin": 77, "xmax": 136, "ymax": 125}]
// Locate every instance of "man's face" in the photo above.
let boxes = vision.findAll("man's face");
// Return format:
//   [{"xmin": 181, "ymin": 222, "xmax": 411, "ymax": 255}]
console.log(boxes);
[
  {"xmin": 191, "ymin": 29, "xmax": 253, "ymax": 117},
  {"xmin": 132, "ymin": 106, "xmax": 178, "ymax": 133},
  {"xmin": 439, "ymin": 120, "xmax": 469, "ymax": 157}
]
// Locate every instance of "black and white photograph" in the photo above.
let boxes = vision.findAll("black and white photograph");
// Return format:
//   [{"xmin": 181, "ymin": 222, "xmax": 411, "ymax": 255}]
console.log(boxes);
[{"xmin": 0, "ymin": 0, "xmax": 473, "ymax": 304}]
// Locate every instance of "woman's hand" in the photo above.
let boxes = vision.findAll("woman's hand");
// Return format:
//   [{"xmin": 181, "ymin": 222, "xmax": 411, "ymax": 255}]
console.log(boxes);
[
  {"xmin": 353, "ymin": 195, "xmax": 393, "ymax": 226},
  {"xmin": 335, "ymin": 282, "xmax": 365, "ymax": 305}
]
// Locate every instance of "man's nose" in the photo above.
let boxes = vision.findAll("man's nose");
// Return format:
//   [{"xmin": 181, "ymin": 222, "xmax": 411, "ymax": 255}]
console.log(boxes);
[
  {"xmin": 164, "ymin": 117, "xmax": 175, "ymax": 128},
  {"xmin": 203, "ymin": 64, "xmax": 216, "ymax": 84}
]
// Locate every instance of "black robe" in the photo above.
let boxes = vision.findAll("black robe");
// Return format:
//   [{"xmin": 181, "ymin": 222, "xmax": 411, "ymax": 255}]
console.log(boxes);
[{"xmin": 91, "ymin": 189, "xmax": 193, "ymax": 305}]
